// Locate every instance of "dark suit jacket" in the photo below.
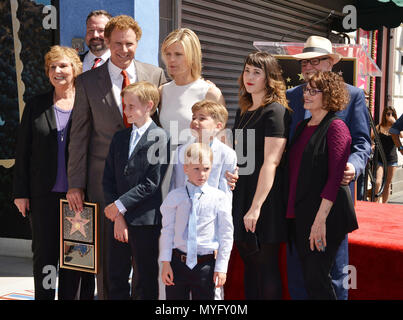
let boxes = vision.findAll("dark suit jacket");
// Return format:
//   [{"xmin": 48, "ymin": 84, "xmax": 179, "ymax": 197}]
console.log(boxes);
[
  {"xmin": 13, "ymin": 90, "xmax": 71, "ymax": 198},
  {"xmin": 67, "ymin": 60, "xmax": 167, "ymax": 205},
  {"xmin": 79, "ymin": 51, "xmax": 88, "ymax": 62},
  {"xmin": 102, "ymin": 121, "xmax": 170, "ymax": 226}
]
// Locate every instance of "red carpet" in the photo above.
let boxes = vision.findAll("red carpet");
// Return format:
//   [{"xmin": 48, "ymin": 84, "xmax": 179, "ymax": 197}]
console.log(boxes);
[
  {"xmin": 225, "ymin": 200, "xmax": 403, "ymax": 300},
  {"xmin": 349, "ymin": 200, "xmax": 403, "ymax": 300}
]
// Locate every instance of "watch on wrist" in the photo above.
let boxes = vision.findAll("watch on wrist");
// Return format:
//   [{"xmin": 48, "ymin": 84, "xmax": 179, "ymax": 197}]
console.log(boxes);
[{"xmin": 398, "ymin": 145, "xmax": 403, "ymax": 151}]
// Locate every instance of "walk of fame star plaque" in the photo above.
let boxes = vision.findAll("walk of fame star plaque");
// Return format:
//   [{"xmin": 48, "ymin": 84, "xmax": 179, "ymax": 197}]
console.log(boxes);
[{"xmin": 60, "ymin": 199, "xmax": 98, "ymax": 273}]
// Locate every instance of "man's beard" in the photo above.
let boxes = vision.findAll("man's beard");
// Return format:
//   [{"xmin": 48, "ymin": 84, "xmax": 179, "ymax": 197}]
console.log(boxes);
[{"xmin": 88, "ymin": 38, "xmax": 106, "ymax": 53}]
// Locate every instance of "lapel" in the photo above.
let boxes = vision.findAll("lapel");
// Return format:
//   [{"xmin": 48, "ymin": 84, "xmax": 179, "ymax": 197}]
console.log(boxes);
[
  {"xmin": 134, "ymin": 60, "xmax": 146, "ymax": 82},
  {"xmin": 43, "ymin": 91, "xmax": 58, "ymax": 135},
  {"xmin": 119, "ymin": 128, "xmax": 131, "ymax": 162},
  {"xmin": 128, "ymin": 121, "xmax": 157, "ymax": 162},
  {"xmin": 96, "ymin": 61, "xmax": 125, "ymax": 127}
]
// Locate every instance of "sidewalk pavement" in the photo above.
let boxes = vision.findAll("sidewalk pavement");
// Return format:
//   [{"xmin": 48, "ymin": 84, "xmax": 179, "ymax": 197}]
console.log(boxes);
[{"xmin": 0, "ymin": 255, "xmax": 34, "ymax": 300}]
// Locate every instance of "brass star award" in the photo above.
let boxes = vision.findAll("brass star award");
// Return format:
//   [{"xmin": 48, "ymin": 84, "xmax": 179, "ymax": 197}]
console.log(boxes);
[{"xmin": 60, "ymin": 199, "xmax": 98, "ymax": 273}]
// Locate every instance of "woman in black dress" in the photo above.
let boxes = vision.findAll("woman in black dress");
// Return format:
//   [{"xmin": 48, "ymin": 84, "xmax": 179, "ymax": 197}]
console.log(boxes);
[
  {"xmin": 373, "ymin": 106, "xmax": 403, "ymax": 203},
  {"xmin": 232, "ymin": 52, "xmax": 291, "ymax": 299}
]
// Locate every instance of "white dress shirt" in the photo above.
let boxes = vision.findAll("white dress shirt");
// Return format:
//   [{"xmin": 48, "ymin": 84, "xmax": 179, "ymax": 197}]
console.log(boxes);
[
  {"xmin": 82, "ymin": 49, "xmax": 111, "ymax": 72},
  {"xmin": 159, "ymin": 181, "xmax": 234, "ymax": 273},
  {"xmin": 108, "ymin": 59, "xmax": 137, "ymax": 116},
  {"xmin": 169, "ymin": 137, "xmax": 237, "ymax": 201},
  {"xmin": 114, "ymin": 119, "xmax": 153, "ymax": 215}
]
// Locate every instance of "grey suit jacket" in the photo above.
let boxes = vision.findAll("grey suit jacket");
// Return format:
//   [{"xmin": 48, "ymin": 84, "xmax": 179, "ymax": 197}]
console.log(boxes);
[{"xmin": 67, "ymin": 59, "xmax": 166, "ymax": 204}]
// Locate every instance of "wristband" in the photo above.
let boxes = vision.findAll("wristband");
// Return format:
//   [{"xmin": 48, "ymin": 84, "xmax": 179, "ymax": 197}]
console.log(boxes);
[{"xmin": 398, "ymin": 145, "xmax": 403, "ymax": 151}]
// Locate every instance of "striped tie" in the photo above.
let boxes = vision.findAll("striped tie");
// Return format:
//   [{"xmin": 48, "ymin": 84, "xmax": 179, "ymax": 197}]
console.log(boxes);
[
  {"xmin": 121, "ymin": 70, "xmax": 131, "ymax": 128},
  {"xmin": 91, "ymin": 57, "xmax": 102, "ymax": 69}
]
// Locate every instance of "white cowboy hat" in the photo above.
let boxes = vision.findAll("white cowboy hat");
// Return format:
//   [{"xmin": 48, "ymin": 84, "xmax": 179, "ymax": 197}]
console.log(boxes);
[{"xmin": 292, "ymin": 36, "xmax": 342, "ymax": 64}]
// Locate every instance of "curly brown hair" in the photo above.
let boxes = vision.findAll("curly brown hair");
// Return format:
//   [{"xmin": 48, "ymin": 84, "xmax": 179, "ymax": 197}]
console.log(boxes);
[
  {"xmin": 308, "ymin": 71, "xmax": 349, "ymax": 112},
  {"xmin": 238, "ymin": 52, "xmax": 290, "ymax": 114}
]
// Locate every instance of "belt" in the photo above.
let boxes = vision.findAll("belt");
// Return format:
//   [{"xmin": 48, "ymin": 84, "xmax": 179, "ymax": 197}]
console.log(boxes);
[{"xmin": 172, "ymin": 249, "xmax": 215, "ymax": 265}]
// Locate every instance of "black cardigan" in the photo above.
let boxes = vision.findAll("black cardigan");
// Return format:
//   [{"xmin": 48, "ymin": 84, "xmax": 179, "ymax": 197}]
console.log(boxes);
[
  {"xmin": 286, "ymin": 112, "xmax": 358, "ymax": 257},
  {"xmin": 13, "ymin": 90, "xmax": 71, "ymax": 199}
]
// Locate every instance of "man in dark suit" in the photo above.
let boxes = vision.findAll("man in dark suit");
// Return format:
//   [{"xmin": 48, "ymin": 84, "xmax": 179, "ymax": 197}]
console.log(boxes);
[
  {"xmin": 67, "ymin": 15, "xmax": 166, "ymax": 300},
  {"xmin": 103, "ymin": 81, "xmax": 169, "ymax": 300},
  {"xmin": 80, "ymin": 10, "xmax": 112, "ymax": 71},
  {"xmin": 286, "ymin": 36, "xmax": 371, "ymax": 300}
]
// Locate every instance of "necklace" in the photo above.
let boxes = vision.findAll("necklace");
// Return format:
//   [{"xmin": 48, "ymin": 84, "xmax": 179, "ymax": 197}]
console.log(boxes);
[
  {"xmin": 53, "ymin": 90, "xmax": 74, "ymax": 142},
  {"xmin": 54, "ymin": 106, "xmax": 72, "ymax": 142},
  {"xmin": 234, "ymin": 108, "xmax": 259, "ymax": 145}
]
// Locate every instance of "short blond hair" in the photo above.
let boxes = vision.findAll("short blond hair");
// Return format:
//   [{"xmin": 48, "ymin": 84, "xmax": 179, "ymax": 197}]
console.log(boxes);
[
  {"xmin": 44, "ymin": 45, "xmax": 82, "ymax": 81},
  {"xmin": 161, "ymin": 28, "xmax": 202, "ymax": 81},
  {"xmin": 121, "ymin": 81, "xmax": 160, "ymax": 115},
  {"xmin": 191, "ymin": 99, "xmax": 228, "ymax": 127},
  {"xmin": 184, "ymin": 143, "xmax": 213, "ymax": 165},
  {"xmin": 104, "ymin": 15, "xmax": 142, "ymax": 41}
]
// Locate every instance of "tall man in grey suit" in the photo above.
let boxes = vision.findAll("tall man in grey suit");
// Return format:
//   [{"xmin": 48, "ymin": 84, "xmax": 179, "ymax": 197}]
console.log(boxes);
[{"xmin": 67, "ymin": 15, "xmax": 166, "ymax": 300}]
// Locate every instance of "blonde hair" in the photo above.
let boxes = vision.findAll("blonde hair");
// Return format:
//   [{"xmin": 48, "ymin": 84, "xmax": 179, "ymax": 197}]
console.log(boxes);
[
  {"xmin": 121, "ymin": 81, "xmax": 160, "ymax": 115},
  {"xmin": 104, "ymin": 15, "xmax": 142, "ymax": 41},
  {"xmin": 191, "ymin": 99, "xmax": 228, "ymax": 127},
  {"xmin": 184, "ymin": 143, "xmax": 213, "ymax": 165},
  {"xmin": 161, "ymin": 28, "xmax": 202, "ymax": 81},
  {"xmin": 44, "ymin": 45, "xmax": 82, "ymax": 81},
  {"xmin": 239, "ymin": 52, "xmax": 290, "ymax": 114}
]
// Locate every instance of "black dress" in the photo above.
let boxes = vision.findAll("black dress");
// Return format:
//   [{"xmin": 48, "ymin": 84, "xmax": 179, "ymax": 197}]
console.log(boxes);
[
  {"xmin": 232, "ymin": 102, "xmax": 291, "ymax": 244},
  {"xmin": 378, "ymin": 131, "xmax": 398, "ymax": 165}
]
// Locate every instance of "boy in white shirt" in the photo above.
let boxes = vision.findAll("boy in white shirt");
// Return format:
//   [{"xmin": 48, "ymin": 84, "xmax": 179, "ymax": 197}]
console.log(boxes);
[
  {"xmin": 159, "ymin": 143, "xmax": 234, "ymax": 300},
  {"xmin": 169, "ymin": 100, "xmax": 237, "ymax": 299},
  {"xmin": 170, "ymin": 99, "xmax": 237, "ymax": 199}
]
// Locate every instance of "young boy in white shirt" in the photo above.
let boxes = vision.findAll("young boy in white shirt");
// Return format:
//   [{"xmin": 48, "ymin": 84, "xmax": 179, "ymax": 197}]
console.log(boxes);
[
  {"xmin": 170, "ymin": 99, "xmax": 237, "ymax": 199},
  {"xmin": 159, "ymin": 142, "xmax": 234, "ymax": 300}
]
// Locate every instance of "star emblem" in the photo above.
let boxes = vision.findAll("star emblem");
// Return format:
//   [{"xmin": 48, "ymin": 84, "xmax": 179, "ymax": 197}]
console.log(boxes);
[
  {"xmin": 286, "ymin": 77, "xmax": 291, "ymax": 82},
  {"xmin": 338, "ymin": 71, "xmax": 343, "ymax": 76},
  {"xmin": 298, "ymin": 73, "xmax": 304, "ymax": 81},
  {"xmin": 66, "ymin": 211, "xmax": 90, "ymax": 237}
]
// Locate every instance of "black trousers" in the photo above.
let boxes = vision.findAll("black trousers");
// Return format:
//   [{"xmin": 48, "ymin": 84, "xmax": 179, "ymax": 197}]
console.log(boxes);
[
  {"xmin": 165, "ymin": 250, "xmax": 216, "ymax": 300},
  {"xmin": 29, "ymin": 192, "xmax": 95, "ymax": 300},
  {"xmin": 288, "ymin": 219, "xmax": 338, "ymax": 300},
  {"xmin": 236, "ymin": 240, "xmax": 282, "ymax": 300},
  {"xmin": 107, "ymin": 223, "xmax": 160, "ymax": 300},
  {"xmin": 299, "ymin": 247, "xmax": 338, "ymax": 300}
]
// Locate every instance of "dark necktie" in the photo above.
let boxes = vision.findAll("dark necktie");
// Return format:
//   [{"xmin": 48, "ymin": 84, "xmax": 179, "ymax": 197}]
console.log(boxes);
[
  {"xmin": 91, "ymin": 57, "xmax": 102, "ymax": 69},
  {"xmin": 121, "ymin": 70, "xmax": 131, "ymax": 128}
]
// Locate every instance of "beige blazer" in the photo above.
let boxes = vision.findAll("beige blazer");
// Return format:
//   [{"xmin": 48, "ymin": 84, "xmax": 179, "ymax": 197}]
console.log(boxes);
[{"xmin": 67, "ymin": 59, "xmax": 166, "ymax": 204}]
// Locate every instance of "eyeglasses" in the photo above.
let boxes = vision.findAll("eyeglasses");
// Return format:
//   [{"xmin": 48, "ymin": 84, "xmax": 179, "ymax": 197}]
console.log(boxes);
[
  {"xmin": 303, "ymin": 86, "xmax": 322, "ymax": 96},
  {"xmin": 300, "ymin": 57, "xmax": 329, "ymax": 67}
]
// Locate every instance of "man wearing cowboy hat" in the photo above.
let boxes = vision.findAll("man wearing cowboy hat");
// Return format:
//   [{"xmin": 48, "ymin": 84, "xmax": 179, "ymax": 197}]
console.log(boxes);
[{"xmin": 286, "ymin": 35, "xmax": 371, "ymax": 300}]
